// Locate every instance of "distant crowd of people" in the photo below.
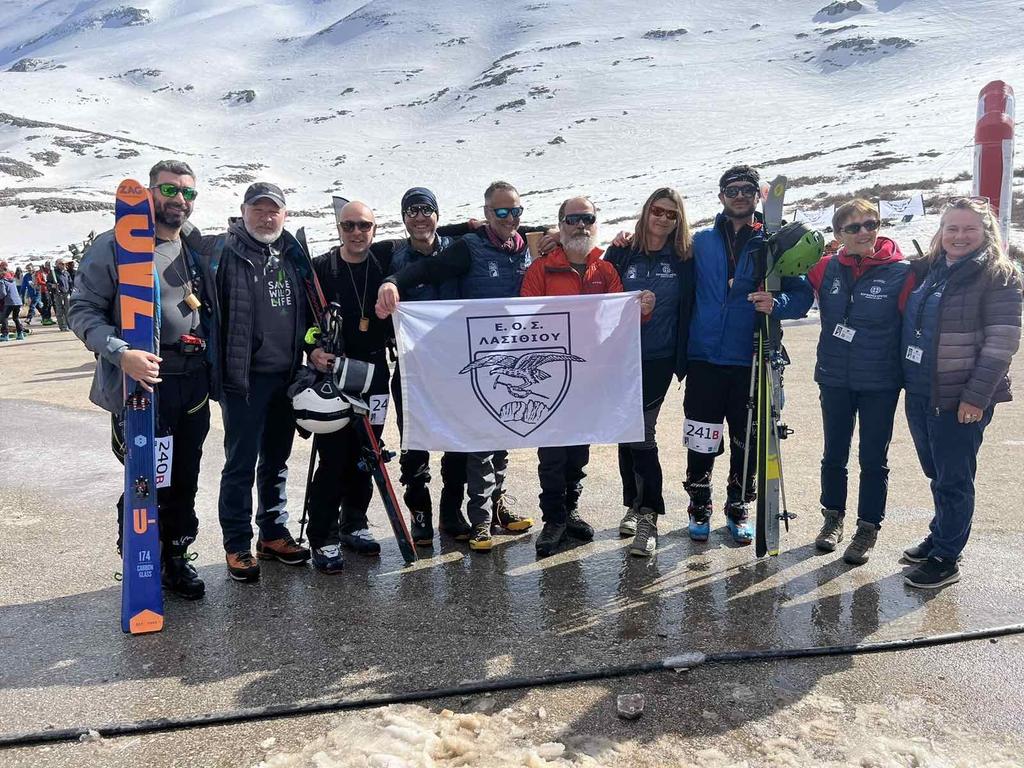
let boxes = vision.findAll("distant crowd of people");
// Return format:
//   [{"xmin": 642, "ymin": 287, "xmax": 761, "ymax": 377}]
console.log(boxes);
[{"xmin": 0, "ymin": 258, "xmax": 76, "ymax": 340}]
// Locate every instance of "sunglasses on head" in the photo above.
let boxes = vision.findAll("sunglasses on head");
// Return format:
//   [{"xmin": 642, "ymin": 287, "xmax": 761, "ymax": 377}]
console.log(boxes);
[
  {"xmin": 649, "ymin": 205, "xmax": 678, "ymax": 221},
  {"xmin": 339, "ymin": 220, "xmax": 373, "ymax": 232},
  {"xmin": 404, "ymin": 204, "xmax": 436, "ymax": 218},
  {"xmin": 489, "ymin": 206, "xmax": 523, "ymax": 219},
  {"xmin": 841, "ymin": 220, "xmax": 880, "ymax": 235},
  {"xmin": 152, "ymin": 183, "xmax": 198, "ymax": 202},
  {"xmin": 722, "ymin": 185, "xmax": 758, "ymax": 199},
  {"xmin": 562, "ymin": 213, "xmax": 596, "ymax": 226}
]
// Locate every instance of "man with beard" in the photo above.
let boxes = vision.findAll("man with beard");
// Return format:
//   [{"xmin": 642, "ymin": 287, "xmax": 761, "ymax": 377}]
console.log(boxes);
[
  {"xmin": 70, "ymin": 159, "xmax": 212, "ymax": 599},
  {"xmin": 520, "ymin": 197, "xmax": 623, "ymax": 556},
  {"xmin": 683, "ymin": 165, "xmax": 813, "ymax": 544},
  {"xmin": 207, "ymin": 182, "xmax": 313, "ymax": 582}
]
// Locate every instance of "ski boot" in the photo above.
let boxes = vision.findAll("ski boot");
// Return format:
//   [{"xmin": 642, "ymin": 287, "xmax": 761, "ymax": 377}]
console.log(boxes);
[
  {"xmin": 438, "ymin": 501, "xmax": 472, "ymax": 541},
  {"xmin": 15, "ymin": 331, "xmax": 25, "ymax": 340},
  {"xmin": 687, "ymin": 503, "xmax": 712, "ymax": 542},
  {"xmin": 312, "ymin": 544, "xmax": 345, "ymax": 574},
  {"xmin": 162, "ymin": 548, "xmax": 205, "ymax": 599},
  {"xmin": 0, "ymin": 334, "xmax": 8, "ymax": 342},
  {"xmin": 565, "ymin": 508, "xmax": 595, "ymax": 541},
  {"xmin": 535, "ymin": 521, "xmax": 567, "ymax": 558},
  {"xmin": 409, "ymin": 509, "xmax": 434, "ymax": 547},
  {"xmin": 492, "ymin": 492, "xmax": 533, "ymax": 533},
  {"xmin": 724, "ymin": 501, "xmax": 753, "ymax": 545}
]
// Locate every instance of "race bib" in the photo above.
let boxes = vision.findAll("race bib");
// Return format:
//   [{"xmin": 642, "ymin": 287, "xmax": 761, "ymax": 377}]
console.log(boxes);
[
  {"xmin": 832, "ymin": 323, "xmax": 856, "ymax": 343},
  {"xmin": 369, "ymin": 394, "xmax": 390, "ymax": 426},
  {"xmin": 683, "ymin": 419, "xmax": 724, "ymax": 454},
  {"xmin": 905, "ymin": 346, "xmax": 924, "ymax": 364},
  {"xmin": 154, "ymin": 435, "xmax": 173, "ymax": 489}
]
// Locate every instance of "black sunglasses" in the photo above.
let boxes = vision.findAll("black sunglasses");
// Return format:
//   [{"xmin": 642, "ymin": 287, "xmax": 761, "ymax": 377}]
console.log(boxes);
[
  {"xmin": 841, "ymin": 220, "xmax": 881, "ymax": 235},
  {"xmin": 404, "ymin": 204, "xmax": 436, "ymax": 218},
  {"xmin": 152, "ymin": 183, "xmax": 198, "ymax": 202},
  {"xmin": 489, "ymin": 206, "xmax": 523, "ymax": 219},
  {"xmin": 339, "ymin": 221, "xmax": 373, "ymax": 232},
  {"xmin": 562, "ymin": 213, "xmax": 596, "ymax": 226},
  {"xmin": 722, "ymin": 185, "xmax": 758, "ymax": 199}
]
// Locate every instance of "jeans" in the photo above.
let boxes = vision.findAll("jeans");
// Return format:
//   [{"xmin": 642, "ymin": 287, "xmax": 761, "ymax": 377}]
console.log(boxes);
[
  {"xmin": 217, "ymin": 371, "xmax": 296, "ymax": 553},
  {"xmin": 818, "ymin": 386, "xmax": 900, "ymax": 526},
  {"xmin": 904, "ymin": 393, "xmax": 993, "ymax": 559},
  {"xmin": 618, "ymin": 356, "xmax": 675, "ymax": 516},
  {"xmin": 537, "ymin": 445, "xmax": 589, "ymax": 524}
]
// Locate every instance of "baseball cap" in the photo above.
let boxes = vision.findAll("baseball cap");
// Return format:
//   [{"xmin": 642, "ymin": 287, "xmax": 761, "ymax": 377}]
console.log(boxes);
[{"xmin": 244, "ymin": 182, "xmax": 286, "ymax": 207}]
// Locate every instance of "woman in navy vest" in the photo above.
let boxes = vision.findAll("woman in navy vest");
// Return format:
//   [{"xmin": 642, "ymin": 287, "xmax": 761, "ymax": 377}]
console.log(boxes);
[
  {"xmin": 900, "ymin": 197, "xmax": 1022, "ymax": 589},
  {"xmin": 805, "ymin": 199, "xmax": 914, "ymax": 565},
  {"xmin": 604, "ymin": 188, "xmax": 694, "ymax": 558}
]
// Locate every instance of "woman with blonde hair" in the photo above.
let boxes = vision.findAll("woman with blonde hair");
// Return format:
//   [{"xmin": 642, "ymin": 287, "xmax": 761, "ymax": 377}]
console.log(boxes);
[
  {"xmin": 603, "ymin": 187, "xmax": 694, "ymax": 557},
  {"xmin": 901, "ymin": 197, "xmax": 1022, "ymax": 588}
]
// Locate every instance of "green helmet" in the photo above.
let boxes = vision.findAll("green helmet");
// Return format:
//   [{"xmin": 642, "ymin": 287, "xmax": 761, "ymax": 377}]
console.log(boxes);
[{"xmin": 769, "ymin": 222, "xmax": 825, "ymax": 277}]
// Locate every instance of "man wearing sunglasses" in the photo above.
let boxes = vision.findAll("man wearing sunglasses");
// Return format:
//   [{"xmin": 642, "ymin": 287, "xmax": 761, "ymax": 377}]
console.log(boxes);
[
  {"xmin": 205, "ymin": 181, "xmax": 315, "ymax": 582},
  {"xmin": 366, "ymin": 187, "xmax": 471, "ymax": 546},
  {"xmin": 520, "ymin": 197, "xmax": 623, "ymax": 556},
  {"xmin": 376, "ymin": 180, "xmax": 549, "ymax": 551},
  {"xmin": 684, "ymin": 165, "xmax": 813, "ymax": 544},
  {"xmin": 70, "ymin": 159, "xmax": 214, "ymax": 600}
]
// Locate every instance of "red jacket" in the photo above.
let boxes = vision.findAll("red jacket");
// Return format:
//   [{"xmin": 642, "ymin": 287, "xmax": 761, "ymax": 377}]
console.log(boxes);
[
  {"xmin": 806, "ymin": 236, "xmax": 917, "ymax": 312},
  {"xmin": 520, "ymin": 246, "xmax": 623, "ymax": 297}
]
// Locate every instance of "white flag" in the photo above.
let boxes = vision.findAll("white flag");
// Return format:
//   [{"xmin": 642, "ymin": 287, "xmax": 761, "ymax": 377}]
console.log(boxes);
[
  {"xmin": 395, "ymin": 293, "xmax": 646, "ymax": 452},
  {"xmin": 879, "ymin": 194, "xmax": 925, "ymax": 220},
  {"xmin": 794, "ymin": 206, "xmax": 834, "ymax": 230}
]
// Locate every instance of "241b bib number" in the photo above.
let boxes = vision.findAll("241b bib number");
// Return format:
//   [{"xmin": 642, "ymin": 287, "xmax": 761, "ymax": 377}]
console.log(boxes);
[{"xmin": 683, "ymin": 419, "xmax": 724, "ymax": 454}]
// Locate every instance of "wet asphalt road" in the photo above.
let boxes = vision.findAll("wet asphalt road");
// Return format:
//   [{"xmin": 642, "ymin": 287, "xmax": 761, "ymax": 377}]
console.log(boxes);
[{"xmin": 1, "ymin": 322, "xmax": 1022, "ymax": 767}]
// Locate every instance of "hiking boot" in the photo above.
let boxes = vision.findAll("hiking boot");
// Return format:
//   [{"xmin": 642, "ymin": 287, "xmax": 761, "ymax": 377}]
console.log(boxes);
[
  {"xmin": 439, "ymin": 505, "xmax": 473, "ymax": 541},
  {"xmin": 492, "ymin": 492, "xmax": 533, "ymax": 533},
  {"xmin": 565, "ymin": 509, "xmax": 595, "ymax": 541},
  {"xmin": 256, "ymin": 535, "xmax": 311, "ymax": 565},
  {"xmin": 162, "ymin": 552, "xmax": 205, "ymax": 599},
  {"xmin": 409, "ymin": 509, "xmax": 434, "ymax": 547},
  {"xmin": 15, "ymin": 331, "xmax": 25, "ymax": 340},
  {"xmin": 340, "ymin": 529, "xmax": 381, "ymax": 556},
  {"xmin": 843, "ymin": 520, "xmax": 878, "ymax": 565},
  {"xmin": 469, "ymin": 523, "xmax": 493, "ymax": 551},
  {"xmin": 904, "ymin": 557, "xmax": 961, "ymax": 589},
  {"xmin": 618, "ymin": 505, "xmax": 640, "ymax": 537},
  {"xmin": 535, "ymin": 521, "xmax": 566, "ymax": 558},
  {"xmin": 724, "ymin": 502, "xmax": 753, "ymax": 545},
  {"xmin": 815, "ymin": 509, "xmax": 845, "ymax": 552},
  {"xmin": 226, "ymin": 551, "xmax": 260, "ymax": 582},
  {"xmin": 687, "ymin": 504, "xmax": 712, "ymax": 542},
  {"xmin": 629, "ymin": 509, "xmax": 658, "ymax": 557},
  {"xmin": 311, "ymin": 544, "xmax": 344, "ymax": 574}
]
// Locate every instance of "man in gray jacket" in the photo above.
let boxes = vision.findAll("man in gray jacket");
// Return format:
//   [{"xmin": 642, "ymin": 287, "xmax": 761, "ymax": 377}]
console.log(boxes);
[{"xmin": 69, "ymin": 159, "xmax": 212, "ymax": 600}]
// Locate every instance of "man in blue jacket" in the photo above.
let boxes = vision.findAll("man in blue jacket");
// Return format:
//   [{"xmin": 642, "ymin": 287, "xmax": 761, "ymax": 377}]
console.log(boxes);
[{"xmin": 684, "ymin": 165, "xmax": 814, "ymax": 543}]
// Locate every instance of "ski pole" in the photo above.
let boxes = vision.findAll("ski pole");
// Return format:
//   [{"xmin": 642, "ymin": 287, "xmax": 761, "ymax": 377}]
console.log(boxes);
[{"xmin": 297, "ymin": 434, "xmax": 318, "ymax": 545}]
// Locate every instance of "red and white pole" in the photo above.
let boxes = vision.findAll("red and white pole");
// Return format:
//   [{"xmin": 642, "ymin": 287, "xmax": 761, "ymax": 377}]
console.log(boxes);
[{"xmin": 973, "ymin": 80, "xmax": 1015, "ymax": 246}]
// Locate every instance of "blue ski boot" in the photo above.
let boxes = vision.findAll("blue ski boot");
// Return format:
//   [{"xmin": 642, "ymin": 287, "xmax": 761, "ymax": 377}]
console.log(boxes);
[
  {"xmin": 725, "ymin": 501, "xmax": 754, "ymax": 545},
  {"xmin": 687, "ymin": 504, "xmax": 712, "ymax": 542}
]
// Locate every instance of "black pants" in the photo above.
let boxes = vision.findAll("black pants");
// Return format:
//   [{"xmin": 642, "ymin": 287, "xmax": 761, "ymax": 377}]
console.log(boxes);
[
  {"xmin": 307, "ymin": 357, "xmax": 390, "ymax": 548},
  {"xmin": 113, "ymin": 365, "xmax": 210, "ymax": 554},
  {"xmin": 537, "ymin": 445, "xmax": 589, "ymax": 524},
  {"xmin": 683, "ymin": 360, "xmax": 755, "ymax": 510},
  {"xmin": 390, "ymin": 363, "xmax": 467, "ymax": 513},
  {"xmin": 617, "ymin": 356, "xmax": 676, "ymax": 516},
  {"xmin": 1, "ymin": 305, "xmax": 23, "ymax": 335}
]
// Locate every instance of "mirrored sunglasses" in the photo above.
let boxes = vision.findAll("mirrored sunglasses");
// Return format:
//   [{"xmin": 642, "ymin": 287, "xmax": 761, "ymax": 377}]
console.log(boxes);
[{"xmin": 152, "ymin": 183, "xmax": 198, "ymax": 202}]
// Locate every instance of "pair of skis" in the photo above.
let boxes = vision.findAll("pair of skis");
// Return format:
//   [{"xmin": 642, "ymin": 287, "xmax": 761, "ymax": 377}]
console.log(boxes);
[{"xmin": 743, "ymin": 176, "xmax": 794, "ymax": 558}]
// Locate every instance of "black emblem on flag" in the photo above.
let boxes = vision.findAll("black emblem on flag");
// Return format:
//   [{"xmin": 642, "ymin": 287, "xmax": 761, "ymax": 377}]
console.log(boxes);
[{"xmin": 461, "ymin": 312, "xmax": 585, "ymax": 437}]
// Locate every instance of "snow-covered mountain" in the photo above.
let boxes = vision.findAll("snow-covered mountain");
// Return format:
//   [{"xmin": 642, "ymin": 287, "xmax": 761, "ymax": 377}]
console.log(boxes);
[{"xmin": 0, "ymin": 0, "xmax": 1021, "ymax": 262}]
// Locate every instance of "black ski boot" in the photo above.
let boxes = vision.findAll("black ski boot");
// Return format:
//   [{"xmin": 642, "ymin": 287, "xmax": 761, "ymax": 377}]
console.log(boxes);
[
  {"xmin": 409, "ymin": 509, "xmax": 434, "ymax": 547},
  {"xmin": 162, "ymin": 548, "xmax": 205, "ymax": 600},
  {"xmin": 535, "ymin": 521, "xmax": 567, "ymax": 558}
]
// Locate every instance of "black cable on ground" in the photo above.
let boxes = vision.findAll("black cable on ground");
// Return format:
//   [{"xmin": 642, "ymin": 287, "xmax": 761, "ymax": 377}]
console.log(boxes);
[{"xmin": 2, "ymin": 622, "xmax": 1021, "ymax": 749}]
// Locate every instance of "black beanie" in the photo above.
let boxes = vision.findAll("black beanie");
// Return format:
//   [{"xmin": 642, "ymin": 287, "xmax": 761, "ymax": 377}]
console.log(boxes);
[
  {"xmin": 401, "ymin": 187, "xmax": 438, "ymax": 216},
  {"xmin": 719, "ymin": 166, "xmax": 761, "ymax": 190}
]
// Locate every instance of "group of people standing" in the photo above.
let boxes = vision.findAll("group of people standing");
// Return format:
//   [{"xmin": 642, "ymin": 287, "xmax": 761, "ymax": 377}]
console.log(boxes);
[
  {"xmin": 0, "ymin": 258, "xmax": 75, "ymax": 340},
  {"xmin": 64, "ymin": 158, "xmax": 1020, "ymax": 602}
]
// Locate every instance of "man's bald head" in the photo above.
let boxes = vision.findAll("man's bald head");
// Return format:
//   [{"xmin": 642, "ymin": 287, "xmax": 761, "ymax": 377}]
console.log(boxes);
[{"xmin": 337, "ymin": 200, "xmax": 376, "ymax": 260}]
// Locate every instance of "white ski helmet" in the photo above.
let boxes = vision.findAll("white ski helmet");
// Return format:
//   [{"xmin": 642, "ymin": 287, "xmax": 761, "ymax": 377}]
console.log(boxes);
[{"xmin": 292, "ymin": 378, "xmax": 351, "ymax": 434}]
